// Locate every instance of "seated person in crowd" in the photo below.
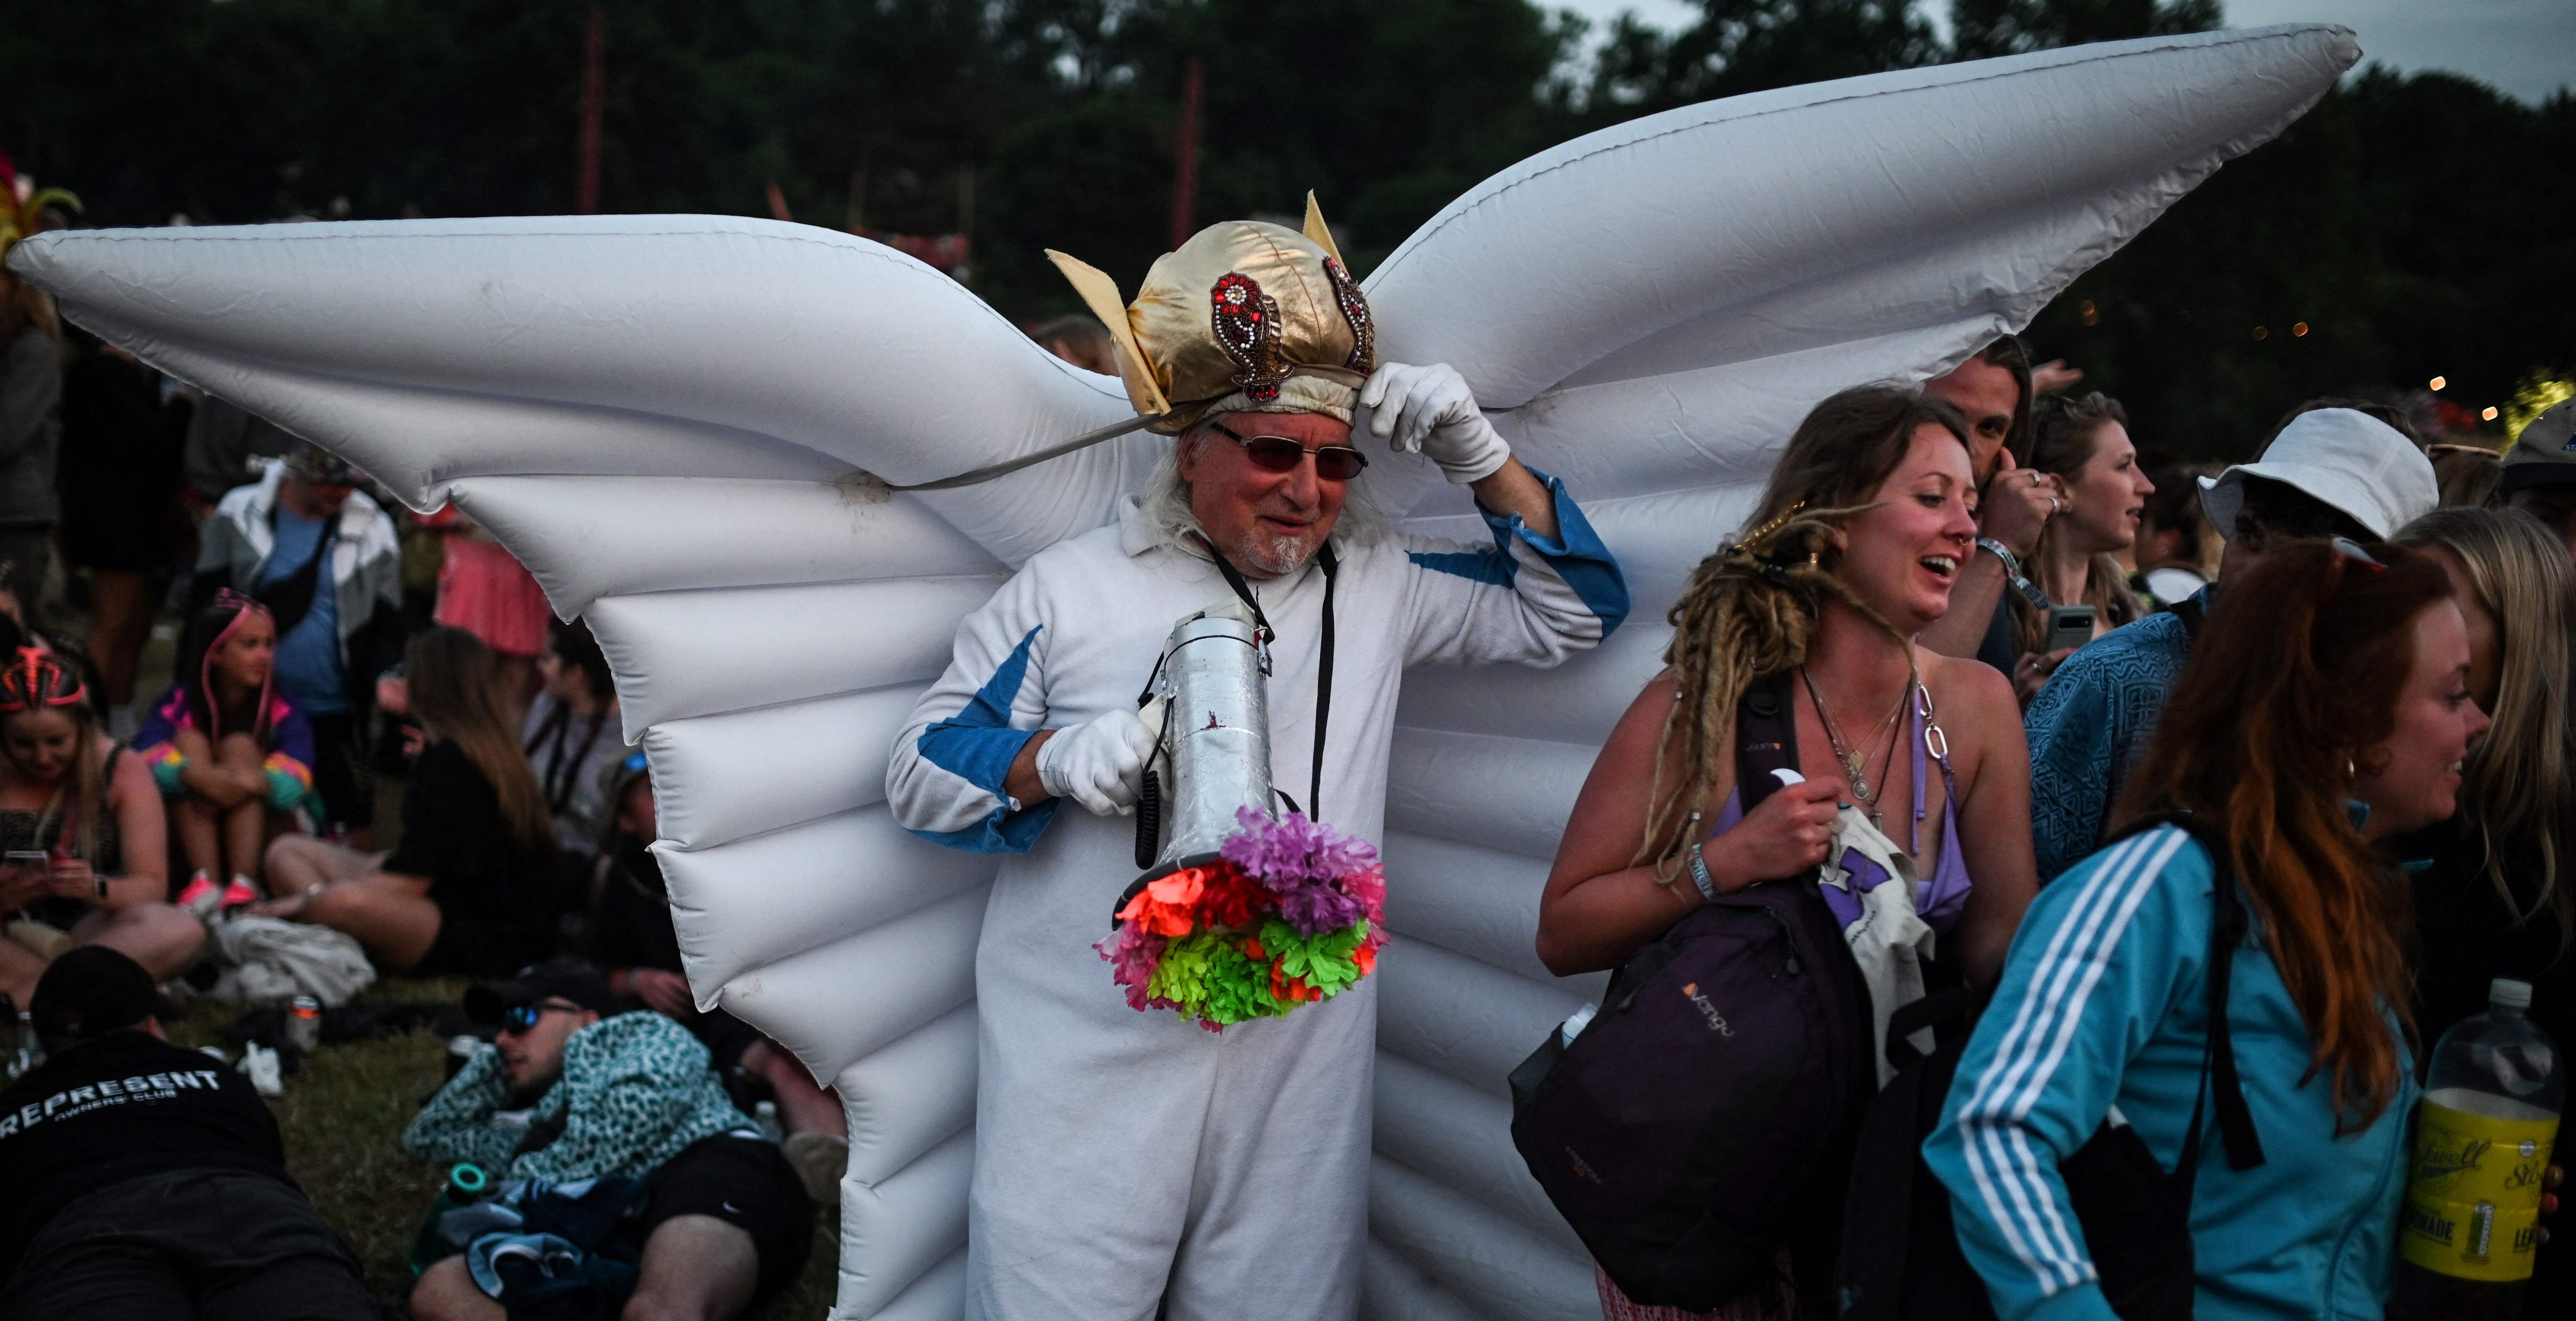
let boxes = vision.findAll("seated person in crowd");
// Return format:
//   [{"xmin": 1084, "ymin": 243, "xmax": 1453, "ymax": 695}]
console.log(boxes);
[
  {"xmin": 526, "ymin": 617, "xmax": 629, "ymax": 877},
  {"xmin": 257, "ymin": 626, "xmax": 555, "ymax": 975},
  {"xmin": 0, "ymin": 948, "xmax": 375, "ymax": 1321},
  {"xmin": 139, "ymin": 592, "xmax": 318, "ymax": 905},
  {"xmin": 591, "ymin": 751, "xmax": 847, "ymax": 1202},
  {"xmin": 405, "ymin": 963, "xmax": 814, "ymax": 1321},
  {"xmin": 1, "ymin": 647, "xmax": 200, "ymax": 1009}
]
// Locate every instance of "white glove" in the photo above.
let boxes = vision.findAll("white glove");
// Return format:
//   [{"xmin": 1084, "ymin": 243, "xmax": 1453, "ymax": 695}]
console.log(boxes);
[
  {"xmin": 1035, "ymin": 708, "xmax": 1158, "ymax": 817},
  {"xmin": 1359, "ymin": 361, "xmax": 1512, "ymax": 485}
]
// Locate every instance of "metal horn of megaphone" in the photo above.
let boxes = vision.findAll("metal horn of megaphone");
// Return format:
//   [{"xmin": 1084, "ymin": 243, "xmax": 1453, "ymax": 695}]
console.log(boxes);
[{"xmin": 1117, "ymin": 598, "xmax": 1275, "ymax": 919}]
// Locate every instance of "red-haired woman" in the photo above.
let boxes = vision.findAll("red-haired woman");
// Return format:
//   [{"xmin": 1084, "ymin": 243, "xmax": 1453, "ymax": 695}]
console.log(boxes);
[
  {"xmin": 0, "ymin": 647, "xmax": 199, "ymax": 1007},
  {"xmin": 1927, "ymin": 540, "xmax": 2491, "ymax": 1321}
]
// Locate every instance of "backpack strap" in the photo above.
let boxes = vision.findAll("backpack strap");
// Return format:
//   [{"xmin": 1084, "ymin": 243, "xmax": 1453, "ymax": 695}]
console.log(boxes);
[
  {"xmin": 2106, "ymin": 810, "xmax": 2266, "ymax": 1176},
  {"xmin": 1735, "ymin": 670, "xmax": 1802, "ymax": 814},
  {"xmin": 1679, "ymin": 670, "xmax": 1808, "ymax": 906}
]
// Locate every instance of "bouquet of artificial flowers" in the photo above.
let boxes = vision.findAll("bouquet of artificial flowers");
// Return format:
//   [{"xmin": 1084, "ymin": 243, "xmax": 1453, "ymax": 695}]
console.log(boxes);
[{"xmin": 1095, "ymin": 807, "xmax": 1388, "ymax": 1031}]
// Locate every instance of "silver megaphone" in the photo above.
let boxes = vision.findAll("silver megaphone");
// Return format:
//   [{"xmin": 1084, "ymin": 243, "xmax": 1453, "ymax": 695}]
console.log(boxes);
[{"xmin": 1121, "ymin": 599, "xmax": 1275, "ymax": 912}]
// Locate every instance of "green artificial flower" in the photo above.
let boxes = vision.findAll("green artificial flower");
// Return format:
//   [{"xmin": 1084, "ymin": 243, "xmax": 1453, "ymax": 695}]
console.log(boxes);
[{"xmin": 1258, "ymin": 918, "xmax": 1370, "ymax": 998}]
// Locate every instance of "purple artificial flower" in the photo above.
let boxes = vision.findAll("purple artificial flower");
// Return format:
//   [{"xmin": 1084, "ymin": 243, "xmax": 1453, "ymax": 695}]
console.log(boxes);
[{"xmin": 1220, "ymin": 808, "xmax": 1381, "ymax": 935}]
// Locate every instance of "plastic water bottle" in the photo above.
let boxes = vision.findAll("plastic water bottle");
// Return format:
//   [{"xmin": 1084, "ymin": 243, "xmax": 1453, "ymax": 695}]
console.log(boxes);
[
  {"xmin": 408, "ymin": 1161, "xmax": 491, "ymax": 1274},
  {"xmin": 2393, "ymin": 978, "xmax": 2564, "ymax": 1319}
]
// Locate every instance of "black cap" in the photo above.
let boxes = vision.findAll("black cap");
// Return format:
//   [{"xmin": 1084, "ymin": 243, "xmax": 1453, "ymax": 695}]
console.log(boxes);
[
  {"xmin": 30, "ymin": 947, "xmax": 159, "ymax": 1044},
  {"xmin": 2498, "ymin": 400, "xmax": 2576, "ymax": 494},
  {"xmin": 463, "ymin": 961, "xmax": 620, "ymax": 1025}
]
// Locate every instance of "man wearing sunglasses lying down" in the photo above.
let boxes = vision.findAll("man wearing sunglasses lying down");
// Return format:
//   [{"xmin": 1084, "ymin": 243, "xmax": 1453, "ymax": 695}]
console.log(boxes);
[
  {"xmin": 403, "ymin": 963, "xmax": 813, "ymax": 1321},
  {"xmin": 888, "ymin": 209, "xmax": 1628, "ymax": 1320}
]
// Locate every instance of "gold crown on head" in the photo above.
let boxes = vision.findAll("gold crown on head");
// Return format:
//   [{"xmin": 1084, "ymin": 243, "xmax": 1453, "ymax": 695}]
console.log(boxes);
[{"xmin": 1046, "ymin": 193, "xmax": 1376, "ymax": 434}]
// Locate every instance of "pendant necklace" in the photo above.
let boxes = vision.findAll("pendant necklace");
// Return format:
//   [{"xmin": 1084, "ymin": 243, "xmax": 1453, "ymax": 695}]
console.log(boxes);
[{"xmin": 1801, "ymin": 665, "xmax": 1912, "ymax": 820}]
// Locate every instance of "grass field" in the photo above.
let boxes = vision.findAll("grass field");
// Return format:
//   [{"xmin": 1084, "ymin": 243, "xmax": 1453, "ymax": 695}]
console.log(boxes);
[{"xmin": 165, "ymin": 980, "xmax": 841, "ymax": 1320}]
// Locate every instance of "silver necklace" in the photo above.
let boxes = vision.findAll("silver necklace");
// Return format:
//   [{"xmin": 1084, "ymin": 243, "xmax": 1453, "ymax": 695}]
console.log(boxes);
[{"xmin": 1801, "ymin": 665, "xmax": 1911, "ymax": 815}]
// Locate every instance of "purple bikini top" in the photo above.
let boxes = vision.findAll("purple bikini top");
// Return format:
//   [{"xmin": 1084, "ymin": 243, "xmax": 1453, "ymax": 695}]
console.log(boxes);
[{"xmin": 1708, "ymin": 686, "xmax": 1974, "ymax": 933}]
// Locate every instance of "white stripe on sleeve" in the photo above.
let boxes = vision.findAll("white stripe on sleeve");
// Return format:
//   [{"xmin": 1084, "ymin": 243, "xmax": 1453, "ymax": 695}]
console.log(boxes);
[{"xmin": 1956, "ymin": 828, "xmax": 2184, "ymax": 1290}]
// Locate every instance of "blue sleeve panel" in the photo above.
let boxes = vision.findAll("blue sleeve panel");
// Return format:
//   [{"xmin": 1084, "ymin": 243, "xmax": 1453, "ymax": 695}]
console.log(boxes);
[{"xmin": 907, "ymin": 625, "xmax": 1059, "ymax": 854}]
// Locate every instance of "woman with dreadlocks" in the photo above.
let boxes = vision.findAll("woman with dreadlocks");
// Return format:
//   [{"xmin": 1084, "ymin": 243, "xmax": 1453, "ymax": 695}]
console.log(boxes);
[
  {"xmin": 1539, "ymin": 384, "xmax": 2041, "ymax": 1321},
  {"xmin": 1541, "ymin": 384, "xmax": 2040, "ymax": 1317},
  {"xmin": 1541, "ymin": 385, "xmax": 2038, "ymax": 983},
  {"xmin": 0, "ymin": 646, "xmax": 199, "ymax": 1008}
]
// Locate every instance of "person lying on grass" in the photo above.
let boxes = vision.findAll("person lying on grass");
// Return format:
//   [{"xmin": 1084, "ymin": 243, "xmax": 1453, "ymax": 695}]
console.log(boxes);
[
  {"xmin": 0, "ymin": 947, "xmax": 375, "ymax": 1321},
  {"xmin": 404, "ymin": 962, "xmax": 814, "ymax": 1321}
]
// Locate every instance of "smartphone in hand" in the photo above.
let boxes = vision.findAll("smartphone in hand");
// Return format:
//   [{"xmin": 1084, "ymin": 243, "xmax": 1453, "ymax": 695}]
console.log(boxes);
[{"xmin": 2045, "ymin": 605, "xmax": 2097, "ymax": 655}]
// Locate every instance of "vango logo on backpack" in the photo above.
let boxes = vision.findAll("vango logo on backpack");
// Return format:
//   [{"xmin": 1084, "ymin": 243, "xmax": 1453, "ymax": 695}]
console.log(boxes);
[{"xmin": 1680, "ymin": 983, "xmax": 1735, "ymax": 1036}]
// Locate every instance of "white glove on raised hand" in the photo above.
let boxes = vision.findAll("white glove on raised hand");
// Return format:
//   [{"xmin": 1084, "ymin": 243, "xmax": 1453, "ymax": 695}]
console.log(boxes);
[
  {"xmin": 1035, "ymin": 708, "xmax": 1158, "ymax": 817},
  {"xmin": 1359, "ymin": 361, "xmax": 1513, "ymax": 485}
]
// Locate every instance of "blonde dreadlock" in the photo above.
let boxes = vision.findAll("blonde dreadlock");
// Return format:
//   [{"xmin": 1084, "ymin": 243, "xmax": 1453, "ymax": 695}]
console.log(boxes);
[{"xmin": 1632, "ymin": 384, "xmax": 1973, "ymax": 879}]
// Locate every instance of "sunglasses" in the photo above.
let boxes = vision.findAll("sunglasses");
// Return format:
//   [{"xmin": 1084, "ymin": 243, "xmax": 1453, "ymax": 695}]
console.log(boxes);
[
  {"xmin": 499, "ymin": 999, "xmax": 586, "ymax": 1035},
  {"xmin": 1208, "ymin": 419, "xmax": 1368, "ymax": 483}
]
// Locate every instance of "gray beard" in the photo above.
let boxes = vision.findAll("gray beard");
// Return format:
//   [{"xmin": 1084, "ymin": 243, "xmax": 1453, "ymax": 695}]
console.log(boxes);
[{"xmin": 1233, "ymin": 528, "xmax": 1315, "ymax": 577}]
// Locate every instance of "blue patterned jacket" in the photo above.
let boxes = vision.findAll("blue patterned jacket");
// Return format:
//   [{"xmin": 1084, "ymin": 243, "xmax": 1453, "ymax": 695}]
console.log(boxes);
[{"xmin": 2023, "ymin": 588, "xmax": 2206, "ymax": 881}]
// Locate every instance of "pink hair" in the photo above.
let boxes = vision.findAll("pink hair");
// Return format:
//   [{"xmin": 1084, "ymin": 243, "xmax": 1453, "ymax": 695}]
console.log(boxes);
[{"xmin": 201, "ymin": 589, "xmax": 277, "ymax": 742}]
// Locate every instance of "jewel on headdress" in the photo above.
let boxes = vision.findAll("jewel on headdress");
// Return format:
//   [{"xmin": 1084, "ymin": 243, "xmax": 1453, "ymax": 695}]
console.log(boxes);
[
  {"xmin": 1322, "ymin": 257, "xmax": 1374, "ymax": 374},
  {"xmin": 1210, "ymin": 271, "xmax": 1291, "ymax": 403}
]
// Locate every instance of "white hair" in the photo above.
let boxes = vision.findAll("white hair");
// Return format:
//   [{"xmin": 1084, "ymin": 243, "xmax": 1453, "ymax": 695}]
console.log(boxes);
[{"xmin": 1138, "ymin": 422, "xmax": 1392, "ymax": 561}]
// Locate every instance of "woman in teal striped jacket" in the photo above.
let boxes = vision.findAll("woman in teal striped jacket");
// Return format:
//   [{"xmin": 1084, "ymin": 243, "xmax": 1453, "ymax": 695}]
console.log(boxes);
[{"xmin": 1926, "ymin": 539, "xmax": 2487, "ymax": 1321}]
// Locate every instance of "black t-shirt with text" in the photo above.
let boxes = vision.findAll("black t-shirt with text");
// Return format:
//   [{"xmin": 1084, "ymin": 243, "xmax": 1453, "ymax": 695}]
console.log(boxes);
[{"xmin": 0, "ymin": 1031, "xmax": 289, "ymax": 1277}]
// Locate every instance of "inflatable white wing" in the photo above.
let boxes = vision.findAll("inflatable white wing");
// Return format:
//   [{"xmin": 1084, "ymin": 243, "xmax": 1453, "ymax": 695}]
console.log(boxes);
[{"xmin": 9, "ymin": 26, "xmax": 2353, "ymax": 1319}]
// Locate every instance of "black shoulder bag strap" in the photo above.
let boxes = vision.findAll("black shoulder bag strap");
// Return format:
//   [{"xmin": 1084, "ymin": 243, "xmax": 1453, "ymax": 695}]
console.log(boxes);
[
  {"xmin": 1200, "ymin": 539, "xmax": 1339, "ymax": 819},
  {"xmin": 254, "ymin": 501, "xmax": 335, "ymax": 637},
  {"xmin": 1735, "ymin": 669, "xmax": 1802, "ymax": 815}
]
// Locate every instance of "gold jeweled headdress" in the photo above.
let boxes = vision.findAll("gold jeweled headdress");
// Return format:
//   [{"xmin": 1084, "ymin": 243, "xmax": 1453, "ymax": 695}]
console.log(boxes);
[{"xmin": 1047, "ymin": 193, "xmax": 1376, "ymax": 435}]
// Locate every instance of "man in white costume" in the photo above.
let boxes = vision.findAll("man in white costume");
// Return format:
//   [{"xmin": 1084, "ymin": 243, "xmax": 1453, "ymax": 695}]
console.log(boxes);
[{"xmin": 886, "ymin": 206, "xmax": 1628, "ymax": 1319}]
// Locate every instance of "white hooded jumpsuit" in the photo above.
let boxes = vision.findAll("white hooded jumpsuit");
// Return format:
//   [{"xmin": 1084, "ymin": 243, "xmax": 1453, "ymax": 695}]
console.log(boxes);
[{"xmin": 887, "ymin": 471, "xmax": 1625, "ymax": 1320}]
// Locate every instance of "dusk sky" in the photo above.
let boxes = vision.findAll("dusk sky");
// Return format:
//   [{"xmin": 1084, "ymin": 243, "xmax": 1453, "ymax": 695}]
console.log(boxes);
[{"xmin": 1559, "ymin": 0, "xmax": 2575, "ymax": 104}]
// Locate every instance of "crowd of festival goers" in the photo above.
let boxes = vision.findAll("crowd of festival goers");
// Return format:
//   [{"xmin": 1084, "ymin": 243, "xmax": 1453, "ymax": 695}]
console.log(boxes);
[{"xmin": 3, "ymin": 246, "xmax": 2573, "ymax": 1321}]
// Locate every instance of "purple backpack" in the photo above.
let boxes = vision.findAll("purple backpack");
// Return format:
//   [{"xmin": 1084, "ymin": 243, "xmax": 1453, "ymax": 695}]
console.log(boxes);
[{"xmin": 1510, "ymin": 672, "xmax": 1875, "ymax": 1310}]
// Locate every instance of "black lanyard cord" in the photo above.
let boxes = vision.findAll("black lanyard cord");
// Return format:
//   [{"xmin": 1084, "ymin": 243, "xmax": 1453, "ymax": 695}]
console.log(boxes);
[{"xmin": 1199, "ymin": 538, "xmax": 1339, "ymax": 820}]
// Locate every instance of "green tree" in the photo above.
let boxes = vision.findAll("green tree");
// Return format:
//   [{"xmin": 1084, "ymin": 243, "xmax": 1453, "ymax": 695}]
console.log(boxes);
[
  {"xmin": 0, "ymin": 0, "xmax": 2565, "ymax": 451},
  {"xmin": 1581, "ymin": 0, "xmax": 1938, "ymax": 119},
  {"xmin": 1948, "ymin": 0, "xmax": 2217, "ymax": 60}
]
